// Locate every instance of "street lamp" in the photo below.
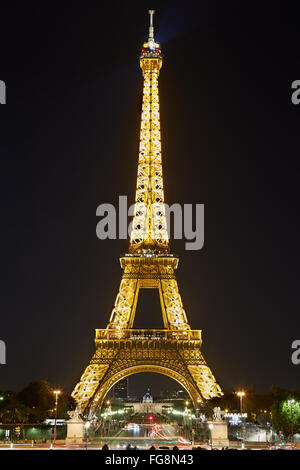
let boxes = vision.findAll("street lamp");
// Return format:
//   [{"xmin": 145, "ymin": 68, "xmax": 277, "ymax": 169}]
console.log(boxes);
[
  {"xmin": 236, "ymin": 391, "xmax": 245, "ymax": 413},
  {"xmin": 106, "ymin": 400, "xmax": 111, "ymax": 434},
  {"xmin": 208, "ymin": 423, "xmax": 213, "ymax": 450},
  {"xmin": 85, "ymin": 421, "xmax": 91, "ymax": 449},
  {"xmin": 287, "ymin": 399, "xmax": 295, "ymax": 443},
  {"xmin": 236, "ymin": 391, "xmax": 246, "ymax": 449},
  {"xmin": 53, "ymin": 390, "xmax": 61, "ymax": 446}
]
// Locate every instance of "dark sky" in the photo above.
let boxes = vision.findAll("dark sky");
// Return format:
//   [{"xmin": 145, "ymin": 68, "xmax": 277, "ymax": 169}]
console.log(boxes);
[{"xmin": 0, "ymin": 1, "xmax": 299, "ymax": 397}]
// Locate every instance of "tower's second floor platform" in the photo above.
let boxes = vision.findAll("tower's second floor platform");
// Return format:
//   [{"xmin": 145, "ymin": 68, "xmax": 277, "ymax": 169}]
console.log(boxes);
[{"xmin": 95, "ymin": 328, "xmax": 201, "ymax": 343}]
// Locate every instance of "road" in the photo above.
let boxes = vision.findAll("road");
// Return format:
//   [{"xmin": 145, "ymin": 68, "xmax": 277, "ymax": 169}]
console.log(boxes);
[{"xmin": 103, "ymin": 423, "xmax": 190, "ymax": 448}]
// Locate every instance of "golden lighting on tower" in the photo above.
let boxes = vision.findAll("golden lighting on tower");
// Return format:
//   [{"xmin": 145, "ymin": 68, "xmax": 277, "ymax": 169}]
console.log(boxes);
[{"xmin": 71, "ymin": 11, "xmax": 223, "ymax": 418}]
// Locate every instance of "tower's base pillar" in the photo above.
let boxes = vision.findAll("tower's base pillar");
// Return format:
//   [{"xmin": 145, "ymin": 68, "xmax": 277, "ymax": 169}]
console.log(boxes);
[
  {"xmin": 65, "ymin": 416, "xmax": 85, "ymax": 444},
  {"xmin": 207, "ymin": 420, "xmax": 229, "ymax": 447}
]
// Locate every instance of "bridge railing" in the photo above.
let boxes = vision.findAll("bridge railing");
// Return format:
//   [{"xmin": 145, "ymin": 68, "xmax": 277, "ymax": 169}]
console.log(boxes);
[{"xmin": 95, "ymin": 329, "xmax": 201, "ymax": 341}]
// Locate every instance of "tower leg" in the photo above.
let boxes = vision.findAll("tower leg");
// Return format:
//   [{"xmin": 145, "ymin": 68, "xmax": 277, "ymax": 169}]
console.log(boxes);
[
  {"xmin": 107, "ymin": 278, "xmax": 139, "ymax": 329},
  {"xmin": 160, "ymin": 278, "xmax": 190, "ymax": 330}
]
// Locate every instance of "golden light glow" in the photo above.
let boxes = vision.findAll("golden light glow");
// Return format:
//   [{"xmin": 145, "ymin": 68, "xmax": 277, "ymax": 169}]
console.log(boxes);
[
  {"xmin": 237, "ymin": 391, "xmax": 245, "ymax": 397},
  {"xmin": 70, "ymin": 14, "xmax": 223, "ymax": 418},
  {"xmin": 129, "ymin": 61, "xmax": 169, "ymax": 253}
]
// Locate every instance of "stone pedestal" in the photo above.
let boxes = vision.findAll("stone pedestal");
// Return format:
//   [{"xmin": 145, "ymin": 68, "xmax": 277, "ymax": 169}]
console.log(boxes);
[
  {"xmin": 65, "ymin": 416, "xmax": 84, "ymax": 444},
  {"xmin": 207, "ymin": 420, "xmax": 229, "ymax": 447}
]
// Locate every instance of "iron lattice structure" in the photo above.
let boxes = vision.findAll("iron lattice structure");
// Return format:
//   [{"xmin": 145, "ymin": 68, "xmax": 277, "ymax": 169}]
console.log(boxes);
[{"xmin": 72, "ymin": 12, "xmax": 223, "ymax": 417}]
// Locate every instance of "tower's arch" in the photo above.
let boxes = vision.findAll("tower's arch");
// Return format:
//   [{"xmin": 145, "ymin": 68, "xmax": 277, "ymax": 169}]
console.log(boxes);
[
  {"xmin": 72, "ymin": 328, "xmax": 222, "ymax": 418},
  {"xmin": 85, "ymin": 365, "xmax": 201, "ymax": 418}
]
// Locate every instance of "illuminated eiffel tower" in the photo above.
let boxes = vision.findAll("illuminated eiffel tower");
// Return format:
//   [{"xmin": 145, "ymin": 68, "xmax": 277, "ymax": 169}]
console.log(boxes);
[{"xmin": 72, "ymin": 11, "xmax": 222, "ymax": 417}]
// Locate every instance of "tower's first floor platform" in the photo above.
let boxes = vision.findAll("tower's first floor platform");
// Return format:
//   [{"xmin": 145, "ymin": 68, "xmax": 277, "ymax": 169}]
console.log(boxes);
[{"xmin": 72, "ymin": 328, "xmax": 223, "ymax": 418}]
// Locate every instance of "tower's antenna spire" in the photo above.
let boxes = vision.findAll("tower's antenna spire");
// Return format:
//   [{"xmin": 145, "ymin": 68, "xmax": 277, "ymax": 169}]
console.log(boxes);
[{"xmin": 148, "ymin": 10, "xmax": 155, "ymax": 42}]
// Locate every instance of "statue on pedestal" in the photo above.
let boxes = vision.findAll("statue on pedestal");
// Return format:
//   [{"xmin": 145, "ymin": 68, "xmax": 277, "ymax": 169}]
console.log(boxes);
[
  {"xmin": 65, "ymin": 408, "xmax": 84, "ymax": 444},
  {"xmin": 213, "ymin": 407, "xmax": 223, "ymax": 421},
  {"xmin": 67, "ymin": 409, "xmax": 83, "ymax": 422},
  {"xmin": 207, "ymin": 407, "xmax": 229, "ymax": 447}
]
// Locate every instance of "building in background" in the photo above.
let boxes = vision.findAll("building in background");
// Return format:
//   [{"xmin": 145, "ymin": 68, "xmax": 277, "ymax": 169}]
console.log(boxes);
[
  {"xmin": 113, "ymin": 377, "xmax": 128, "ymax": 400},
  {"xmin": 159, "ymin": 388, "xmax": 189, "ymax": 400},
  {"xmin": 125, "ymin": 388, "xmax": 172, "ymax": 414}
]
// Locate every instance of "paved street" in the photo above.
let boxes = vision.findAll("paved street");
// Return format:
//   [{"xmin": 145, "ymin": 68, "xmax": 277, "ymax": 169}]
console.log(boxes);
[{"xmin": 100, "ymin": 423, "xmax": 188, "ymax": 448}]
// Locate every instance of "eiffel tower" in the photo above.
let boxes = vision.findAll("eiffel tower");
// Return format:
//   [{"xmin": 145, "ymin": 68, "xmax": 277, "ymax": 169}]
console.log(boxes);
[{"xmin": 72, "ymin": 11, "xmax": 222, "ymax": 418}]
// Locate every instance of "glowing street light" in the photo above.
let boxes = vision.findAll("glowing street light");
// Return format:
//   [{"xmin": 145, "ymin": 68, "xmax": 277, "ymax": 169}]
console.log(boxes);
[
  {"xmin": 236, "ymin": 391, "xmax": 246, "ymax": 448},
  {"xmin": 208, "ymin": 423, "xmax": 214, "ymax": 450},
  {"xmin": 84, "ymin": 421, "xmax": 91, "ymax": 449},
  {"xmin": 53, "ymin": 390, "xmax": 61, "ymax": 446},
  {"xmin": 236, "ymin": 391, "xmax": 245, "ymax": 411}
]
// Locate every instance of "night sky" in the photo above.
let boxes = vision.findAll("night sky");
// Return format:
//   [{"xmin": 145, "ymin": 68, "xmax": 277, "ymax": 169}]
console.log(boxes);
[{"xmin": 1, "ymin": 1, "xmax": 299, "ymax": 397}]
